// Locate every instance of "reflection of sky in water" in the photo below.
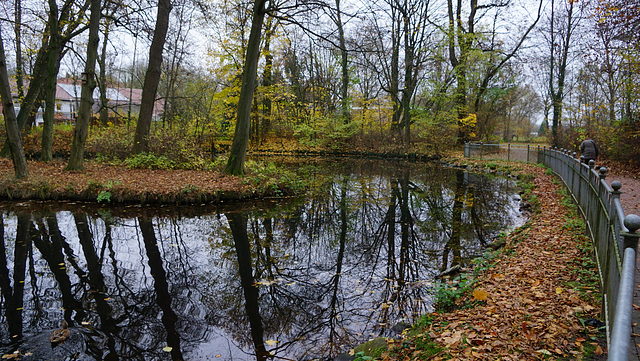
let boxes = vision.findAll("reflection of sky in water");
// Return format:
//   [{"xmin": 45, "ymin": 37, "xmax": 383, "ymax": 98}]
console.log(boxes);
[{"xmin": 0, "ymin": 162, "xmax": 524, "ymax": 360}]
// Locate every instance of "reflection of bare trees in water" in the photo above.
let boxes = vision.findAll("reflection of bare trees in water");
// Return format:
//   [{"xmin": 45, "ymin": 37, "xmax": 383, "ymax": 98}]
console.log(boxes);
[
  {"xmin": 213, "ymin": 166, "xmax": 521, "ymax": 358},
  {"xmin": 226, "ymin": 212, "xmax": 269, "ymax": 361},
  {"xmin": 0, "ymin": 212, "xmax": 195, "ymax": 360},
  {"xmin": 0, "ymin": 214, "xmax": 28, "ymax": 340},
  {"xmin": 361, "ymin": 169, "xmax": 433, "ymax": 332},
  {"xmin": 32, "ymin": 215, "xmax": 85, "ymax": 326},
  {"xmin": 138, "ymin": 217, "xmax": 184, "ymax": 360},
  {"xmin": 444, "ymin": 170, "xmax": 465, "ymax": 270}
]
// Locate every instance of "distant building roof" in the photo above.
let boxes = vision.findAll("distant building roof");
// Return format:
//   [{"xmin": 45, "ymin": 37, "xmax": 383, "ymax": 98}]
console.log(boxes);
[
  {"xmin": 57, "ymin": 84, "xmax": 129, "ymax": 102},
  {"xmin": 119, "ymin": 88, "xmax": 142, "ymax": 105},
  {"xmin": 118, "ymin": 88, "xmax": 164, "ymax": 116}
]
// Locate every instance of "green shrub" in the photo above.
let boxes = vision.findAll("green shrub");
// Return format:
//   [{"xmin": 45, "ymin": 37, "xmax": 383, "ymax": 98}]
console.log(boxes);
[
  {"xmin": 97, "ymin": 190, "xmax": 112, "ymax": 203},
  {"xmin": 124, "ymin": 153, "xmax": 177, "ymax": 170},
  {"xmin": 243, "ymin": 160, "xmax": 306, "ymax": 196},
  {"xmin": 87, "ymin": 124, "xmax": 211, "ymax": 169},
  {"xmin": 86, "ymin": 125, "xmax": 133, "ymax": 160},
  {"xmin": 21, "ymin": 127, "xmax": 74, "ymax": 158},
  {"xmin": 147, "ymin": 130, "xmax": 208, "ymax": 167}
]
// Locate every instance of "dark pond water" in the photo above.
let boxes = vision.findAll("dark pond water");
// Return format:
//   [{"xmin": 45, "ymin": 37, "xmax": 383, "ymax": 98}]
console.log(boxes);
[{"xmin": 0, "ymin": 159, "xmax": 524, "ymax": 360}]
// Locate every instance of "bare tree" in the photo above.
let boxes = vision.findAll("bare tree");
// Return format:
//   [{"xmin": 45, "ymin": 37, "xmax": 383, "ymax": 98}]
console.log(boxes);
[
  {"xmin": 132, "ymin": 0, "xmax": 173, "ymax": 154},
  {"xmin": 0, "ymin": 0, "xmax": 90, "ymax": 158},
  {"xmin": 447, "ymin": 0, "xmax": 543, "ymax": 143},
  {"xmin": 357, "ymin": 0, "xmax": 433, "ymax": 143},
  {"xmin": 324, "ymin": 0, "xmax": 351, "ymax": 123},
  {"xmin": 14, "ymin": 0, "xmax": 25, "ymax": 102},
  {"xmin": 41, "ymin": 0, "xmax": 93, "ymax": 161},
  {"xmin": 160, "ymin": 0, "xmax": 195, "ymax": 130},
  {"xmin": 547, "ymin": 0, "xmax": 584, "ymax": 146},
  {"xmin": 97, "ymin": 1, "xmax": 121, "ymax": 126}
]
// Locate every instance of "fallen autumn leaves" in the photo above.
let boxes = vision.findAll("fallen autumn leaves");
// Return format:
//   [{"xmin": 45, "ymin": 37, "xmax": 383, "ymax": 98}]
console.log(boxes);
[
  {"xmin": 373, "ymin": 163, "xmax": 604, "ymax": 360},
  {"xmin": 0, "ymin": 158, "xmax": 252, "ymax": 204}
]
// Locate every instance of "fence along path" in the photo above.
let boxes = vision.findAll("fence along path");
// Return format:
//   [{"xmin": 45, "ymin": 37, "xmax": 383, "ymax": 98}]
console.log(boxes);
[{"xmin": 465, "ymin": 143, "xmax": 640, "ymax": 361}]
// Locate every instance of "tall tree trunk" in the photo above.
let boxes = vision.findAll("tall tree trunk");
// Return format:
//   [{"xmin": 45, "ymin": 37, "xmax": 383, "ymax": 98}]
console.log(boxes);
[
  {"xmin": 41, "ymin": 1, "xmax": 61, "ymax": 162},
  {"xmin": 336, "ymin": 0, "xmax": 350, "ymax": 123},
  {"xmin": 225, "ymin": 0, "xmax": 267, "ymax": 176},
  {"xmin": 260, "ymin": 15, "xmax": 274, "ymax": 143},
  {"xmin": 449, "ymin": 0, "xmax": 470, "ymax": 143},
  {"xmin": 0, "ymin": 28, "xmax": 29, "ymax": 178},
  {"xmin": 390, "ymin": 11, "xmax": 401, "ymax": 133},
  {"xmin": 161, "ymin": 22, "xmax": 180, "ymax": 129},
  {"xmin": 607, "ymin": 65, "xmax": 616, "ymax": 124},
  {"xmin": 14, "ymin": 0, "xmax": 24, "ymax": 101},
  {"xmin": 66, "ymin": 0, "xmax": 101, "ymax": 170},
  {"xmin": 2, "ymin": 47, "xmax": 47, "ymax": 151},
  {"xmin": 161, "ymin": 4, "xmax": 189, "ymax": 131},
  {"xmin": 98, "ymin": 21, "xmax": 111, "ymax": 125},
  {"xmin": 401, "ymin": 7, "xmax": 414, "ymax": 145},
  {"xmin": 43, "ymin": 0, "xmax": 95, "ymax": 161},
  {"xmin": 132, "ymin": 0, "xmax": 172, "ymax": 154},
  {"xmin": 127, "ymin": 35, "xmax": 138, "ymax": 130},
  {"xmin": 549, "ymin": 0, "xmax": 574, "ymax": 147}
]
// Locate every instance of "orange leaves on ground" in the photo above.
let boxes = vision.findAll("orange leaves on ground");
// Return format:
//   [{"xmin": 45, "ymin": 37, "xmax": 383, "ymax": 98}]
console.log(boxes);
[
  {"xmin": 492, "ymin": 273, "xmax": 505, "ymax": 281},
  {"xmin": 0, "ymin": 159, "xmax": 247, "ymax": 204},
  {"xmin": 440, "ymin": 330, "xmax": 463, "ymax": 346},
  {"xmin": 595, "ymin": 344, "xmax": 604, "ymax": 355},
  {"xmin": 472, "ymin": 288, "xmax": 488, "ymax": 301}
]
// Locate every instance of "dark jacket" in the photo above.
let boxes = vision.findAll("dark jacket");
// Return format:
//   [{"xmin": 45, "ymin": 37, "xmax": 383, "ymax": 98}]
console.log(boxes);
[{"xmin": 580, "ymin": 139, "xmax": 598, "ymax": 160}]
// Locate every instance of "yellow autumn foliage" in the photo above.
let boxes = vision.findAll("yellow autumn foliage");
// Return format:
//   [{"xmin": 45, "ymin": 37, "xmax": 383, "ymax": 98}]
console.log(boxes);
[{"xmin": 459, "ymin": 113, "xmax": 477, "ymax": 139}]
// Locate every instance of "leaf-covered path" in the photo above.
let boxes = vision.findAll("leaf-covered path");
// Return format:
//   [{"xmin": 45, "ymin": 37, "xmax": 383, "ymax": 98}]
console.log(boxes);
[{"xmin": 376, "ymin": 163, "xmax": 603, "ymax": 360}]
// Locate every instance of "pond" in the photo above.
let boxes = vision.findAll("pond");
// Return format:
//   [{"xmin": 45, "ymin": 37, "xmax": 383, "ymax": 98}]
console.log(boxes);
[{"xmin": 0, "ymin": 158, "xmax": 524, "ymax": 360}]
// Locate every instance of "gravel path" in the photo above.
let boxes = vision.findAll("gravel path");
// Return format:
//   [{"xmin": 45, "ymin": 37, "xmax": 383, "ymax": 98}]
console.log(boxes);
[
  {"xmin": 607, "ymin": 171, "xmax": 640, "ymax": 360},
  {"xmin": 606, "ymin": 174, "xmax": 640, "ymax": 216}
]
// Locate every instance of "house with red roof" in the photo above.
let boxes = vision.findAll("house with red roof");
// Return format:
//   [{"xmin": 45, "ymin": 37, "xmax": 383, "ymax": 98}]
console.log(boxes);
[{"xmin": 2, "ymin": 78, "xmax": 164, "ymax": 125}]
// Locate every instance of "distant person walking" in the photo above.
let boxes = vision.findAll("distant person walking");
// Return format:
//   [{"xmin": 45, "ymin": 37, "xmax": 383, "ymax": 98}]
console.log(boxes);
[{"xmin": 580, "ymin": 137, "xmax": 599, "ymax": 165}]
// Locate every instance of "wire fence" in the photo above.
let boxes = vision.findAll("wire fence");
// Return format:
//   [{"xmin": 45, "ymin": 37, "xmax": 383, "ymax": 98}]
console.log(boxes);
[{"xmin": 464, "ymin": 142, "xmax": 539, "ymax": 162}]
